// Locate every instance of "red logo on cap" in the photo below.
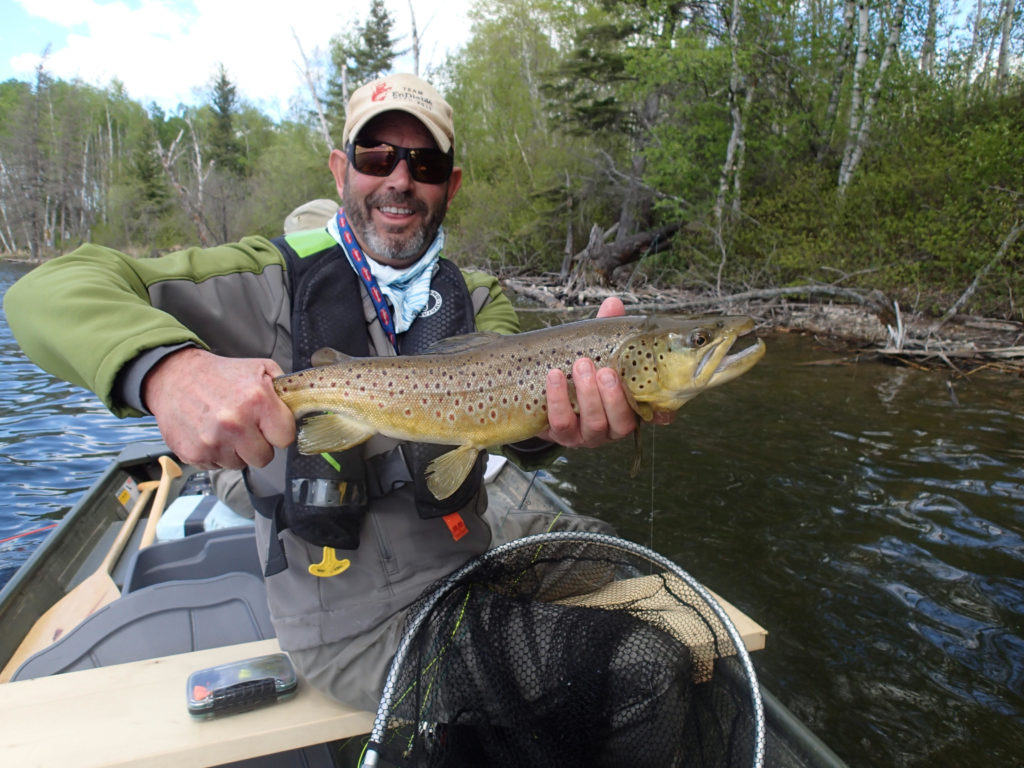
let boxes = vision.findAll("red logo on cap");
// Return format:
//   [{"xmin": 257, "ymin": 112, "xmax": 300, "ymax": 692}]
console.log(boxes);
[{"xmin": 371, "ymin": 83, "xmax": 392, "ymax": 102}]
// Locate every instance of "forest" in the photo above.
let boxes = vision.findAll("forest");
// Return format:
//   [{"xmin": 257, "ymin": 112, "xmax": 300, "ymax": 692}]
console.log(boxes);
[{"xmin": 0, "ymin": 0, "xmax": 1021, "ymax": 322}]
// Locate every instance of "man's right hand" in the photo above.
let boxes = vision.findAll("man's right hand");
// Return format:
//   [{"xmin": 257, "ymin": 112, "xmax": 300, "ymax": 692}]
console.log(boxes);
[{"xmin": 142, "ymin": 347, "xmax": 296, "ymax": 470}]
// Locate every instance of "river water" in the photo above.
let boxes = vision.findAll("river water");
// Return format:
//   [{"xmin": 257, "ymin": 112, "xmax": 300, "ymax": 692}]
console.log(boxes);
[{"xmin": 1, "ymin": 260, "xmax": 1022, "ymax": 766}]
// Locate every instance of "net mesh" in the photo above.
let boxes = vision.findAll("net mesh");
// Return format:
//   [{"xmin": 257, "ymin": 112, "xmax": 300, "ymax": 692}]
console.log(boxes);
[{"xmin": 365, "ymin": 532, "xmax": 764, "ymax": 768}]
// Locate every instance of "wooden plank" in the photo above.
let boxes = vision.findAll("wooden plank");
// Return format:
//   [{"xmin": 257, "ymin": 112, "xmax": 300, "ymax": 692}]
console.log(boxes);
[
  {"xmin": 0, "ymin": 639, "xmax": 374, "ymax": 768},
  {"xmin": 709, "ymin": 589, "xmax": 768, "ymax": 652}
]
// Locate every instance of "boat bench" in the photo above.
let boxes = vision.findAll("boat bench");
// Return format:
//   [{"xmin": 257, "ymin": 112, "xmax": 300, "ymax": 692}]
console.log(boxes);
[
  {"xmin": 4, "ymin": 529, "xmax": 370, "ymax": 767},
  {"xmin": 0, "ymin": 638, "xmax": 375, "ymax": 768}
]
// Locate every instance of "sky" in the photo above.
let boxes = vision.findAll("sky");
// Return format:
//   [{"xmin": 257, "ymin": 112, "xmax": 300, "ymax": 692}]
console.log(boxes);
[{"xmin": 0, "ymin": 0, "xmax": 475, "ymax": 118}]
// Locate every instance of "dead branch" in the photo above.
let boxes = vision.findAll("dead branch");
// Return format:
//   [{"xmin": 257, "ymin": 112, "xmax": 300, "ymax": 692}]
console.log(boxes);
[
  {"xmin": 591, "ymin": 223, "xmax": 683, "ymax": 282},
  {"xmin": 930, "ymin": 218, "xmax": 1023, "ymax": 335}
]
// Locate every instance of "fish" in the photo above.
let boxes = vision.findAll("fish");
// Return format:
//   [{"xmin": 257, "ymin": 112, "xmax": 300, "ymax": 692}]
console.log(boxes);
[{"xmin": 274, "ymin": 314, "xmax": 766, "ymax": 500}]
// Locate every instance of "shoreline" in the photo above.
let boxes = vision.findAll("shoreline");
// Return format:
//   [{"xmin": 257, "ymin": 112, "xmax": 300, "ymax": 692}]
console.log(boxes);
[{"xmin": 502, "ymin": 277, "xmax": 1024, "ymax": 375}]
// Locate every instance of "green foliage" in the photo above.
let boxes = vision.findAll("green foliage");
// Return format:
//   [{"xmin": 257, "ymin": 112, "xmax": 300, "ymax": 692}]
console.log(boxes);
[{"xmin": 0, "ymin": 1, "xmax": 1019, "ymax": 318}]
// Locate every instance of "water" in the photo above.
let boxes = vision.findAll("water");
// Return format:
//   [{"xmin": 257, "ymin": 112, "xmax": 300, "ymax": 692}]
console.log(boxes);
[
  {"xmin": 2, "ymin": 261, "xmax": 1022, "ymax": 766},
  {"xmin": 0, "ymin": 262, "xmax": 161, "ymax": 586}
]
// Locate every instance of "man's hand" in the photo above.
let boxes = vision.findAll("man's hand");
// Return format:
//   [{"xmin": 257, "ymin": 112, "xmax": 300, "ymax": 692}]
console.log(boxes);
[
  {"xmin": 540, "ymin": 297, "xmax": 670, "ymax": 449},
  {"xmin": 143, "ymin": 347, "xmax": 296, "ymax": 469}
]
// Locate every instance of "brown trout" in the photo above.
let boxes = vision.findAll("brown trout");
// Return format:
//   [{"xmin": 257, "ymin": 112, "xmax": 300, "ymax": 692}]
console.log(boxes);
[{"xmin": 274, "ymin": 315, "xmax": 765, "ymax": 500}]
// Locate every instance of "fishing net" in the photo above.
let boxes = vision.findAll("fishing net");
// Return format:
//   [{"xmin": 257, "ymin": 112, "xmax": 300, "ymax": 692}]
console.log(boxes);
[{"xmin": 361, "ymin": 532, "xmax": 765, "ymax": 768}]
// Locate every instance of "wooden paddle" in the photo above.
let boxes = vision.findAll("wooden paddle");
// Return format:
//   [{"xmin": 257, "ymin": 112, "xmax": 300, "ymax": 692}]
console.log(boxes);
[
  {"xmin": 0, "ymin": 455, "xmax": 182, "ymax": 682},
  {"xmin": 139, "ymin": 455, "xmax": 183, "ymax": 548}
]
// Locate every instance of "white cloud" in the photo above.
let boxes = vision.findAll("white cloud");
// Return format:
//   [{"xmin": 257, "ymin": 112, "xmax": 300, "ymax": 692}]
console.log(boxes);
[{"xmin": 8, "ymin": 0, "xmax": 472, "ymax": 117}]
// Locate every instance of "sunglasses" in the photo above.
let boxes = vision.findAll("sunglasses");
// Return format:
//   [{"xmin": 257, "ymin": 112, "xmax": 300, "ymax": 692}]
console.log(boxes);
[{"xmin": 346, "ymin": 140, "xmax": 454, "ymax": 184}]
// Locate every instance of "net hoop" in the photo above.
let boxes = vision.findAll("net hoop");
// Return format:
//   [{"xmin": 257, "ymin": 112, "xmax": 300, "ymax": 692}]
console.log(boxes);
[{"xmin": 362, "ymin": 530, "xmax": 766, "ymax": 767}]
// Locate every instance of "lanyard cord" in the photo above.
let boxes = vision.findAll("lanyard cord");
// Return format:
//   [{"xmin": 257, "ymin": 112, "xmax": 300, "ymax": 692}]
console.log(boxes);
[{"xmin": 334, "ymin": 210, "xmax": 399, "ymax": 352}]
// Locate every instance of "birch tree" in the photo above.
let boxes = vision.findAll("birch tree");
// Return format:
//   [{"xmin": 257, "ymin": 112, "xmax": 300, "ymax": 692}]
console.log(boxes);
[
  {"xmin": 838, "ymin": 0, "xmax": 907, "ymax": 192},
  {"xmin": 155, "ymin": 117, "xmax": 215, "ymax": 246},
  {"xmin": 996, "ymin": 0, "xmax": 1016, "ymax": 93},
  {"xmin": 292, "ymin": 30, "xmax": 333, "ymax": 150}
]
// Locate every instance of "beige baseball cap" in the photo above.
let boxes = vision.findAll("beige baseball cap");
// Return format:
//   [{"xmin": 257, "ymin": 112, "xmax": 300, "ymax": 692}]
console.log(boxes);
[{"xmin": 342, "ymin": 73, "xmax": 455, "ymax": 153}]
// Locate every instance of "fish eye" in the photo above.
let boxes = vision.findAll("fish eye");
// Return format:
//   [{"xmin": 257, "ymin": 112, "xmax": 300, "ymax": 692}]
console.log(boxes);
[{"xmin": 689, "ymin": 330, "xmax": 710, "ymax": 347}]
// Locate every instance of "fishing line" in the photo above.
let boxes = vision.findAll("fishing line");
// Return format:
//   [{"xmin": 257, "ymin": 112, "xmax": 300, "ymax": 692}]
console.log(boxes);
[{"xmin": 648, "ymin": 423, "xmax": 657, "ymax": 551}]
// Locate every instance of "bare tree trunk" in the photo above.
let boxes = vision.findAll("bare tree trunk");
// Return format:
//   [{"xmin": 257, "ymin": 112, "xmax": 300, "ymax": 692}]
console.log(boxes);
[
  {"xmin": 293, "ymin": 30, "xmax": 333, "ymax": 150},
  {"xmin": 964, "ymin": 0, "xmax": 986, "ymax": 94},
  {"xmin": 0, "ymin": 154, "xmax": 21, "ymax": 252},
  {"xmin": 996, "ymin": 0, "xmax": 1015, "ymax": 93},
  {"xmin": 156, "ymin": 124, "xmax": 215, "ymax": 246},
  {"xmin": 920, "ymin": 0, "xmax": 939, "ymax": 76},
  {"xmin": 716, "ymin": 0, "xmax": 752, "ymax": 220},
  {"xmin": 838, "ymin": 1, "xmax": 869, "ymax": 189},
  {"xmin": 839, "ymin": 0, "xmax": 906, "ymax": 192},
  {"xmin": 407, "ymin": 0, "xmax": 421, "ymax": 76},
  {"xmin": 819, "ymin": 0, "xmax": 856, "ymax": 160},
  {"xmin": 616, "ymin": 92, "xmax": 659, "ymax": 243},
  {"xmin": 560, "ymin": 171, "xmax": 574, "ymax": 281}
]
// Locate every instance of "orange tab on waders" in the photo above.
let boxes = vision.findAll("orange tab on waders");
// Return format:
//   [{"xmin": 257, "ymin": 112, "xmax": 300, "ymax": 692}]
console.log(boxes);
[{"xmin": 442, "ymin": 512, "xmax": 469, "ymax": 542}]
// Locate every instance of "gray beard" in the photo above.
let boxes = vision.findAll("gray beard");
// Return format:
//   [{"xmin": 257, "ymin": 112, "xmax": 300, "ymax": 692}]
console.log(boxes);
[
  {"xmin": 361, "ymin": 219, "xmax": 429, "ymax": 264},
  {"xmin": 343, "ymin": 188, "xmax": 444, "ymax": 265}
]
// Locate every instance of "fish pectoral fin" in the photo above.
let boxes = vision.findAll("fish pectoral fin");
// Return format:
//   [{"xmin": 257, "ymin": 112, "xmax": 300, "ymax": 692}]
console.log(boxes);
[
  {"xmin": 425, "ymin": 445, "xmax": 483, "ymax": 500},
  {"xmin": 297, "ymin": 413, "xmax": 374, "ymax": 455},
  {"xmin": 310, "ymin": 347, "xmax": 352, "ymax": 367}
]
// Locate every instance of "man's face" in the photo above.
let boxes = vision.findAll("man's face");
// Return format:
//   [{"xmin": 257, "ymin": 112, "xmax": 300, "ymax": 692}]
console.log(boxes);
[{"xmin": 329, "ymin": 112, "xmax": 462, "ymax": 267}]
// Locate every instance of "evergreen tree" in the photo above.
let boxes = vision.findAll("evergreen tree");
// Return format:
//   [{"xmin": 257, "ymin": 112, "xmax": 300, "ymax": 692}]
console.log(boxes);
[
  {"xmin": 209, "ymin": 64, "xmax": 243, "ymax": 176},
  {"xmin": 326, "ymin": 0, "xmax": 397, "ymax": 141}
]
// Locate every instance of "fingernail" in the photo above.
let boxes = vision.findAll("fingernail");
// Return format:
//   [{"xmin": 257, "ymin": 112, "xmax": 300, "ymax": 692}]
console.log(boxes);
[
  {"xmin": 575, "ymin": 360, "xmax": 594, "ymax": 381},
  {"xmin": 598, "ymin": 369, "xmax": 618, "ymax": 388}
]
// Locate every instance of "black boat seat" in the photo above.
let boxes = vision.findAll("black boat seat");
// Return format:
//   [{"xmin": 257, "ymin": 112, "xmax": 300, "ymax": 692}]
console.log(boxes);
[
  {"xmin": 12, "ymin": 571, "xmax": 274, "ymax": 680},
  {"xmin": 122, "ymin": 527, "xmax": 263, "ymax": 592}
]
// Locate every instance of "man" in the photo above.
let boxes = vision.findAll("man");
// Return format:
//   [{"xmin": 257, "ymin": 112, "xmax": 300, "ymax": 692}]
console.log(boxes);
[{"xmin": 4, "ymin": 73, "xmax": 643, "ymax": 709}]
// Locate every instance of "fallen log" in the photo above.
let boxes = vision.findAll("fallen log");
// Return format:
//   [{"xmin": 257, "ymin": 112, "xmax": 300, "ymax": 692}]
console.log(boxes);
[{"xmin": 591, "ymin": 223, "xmax": 683, "ymax": 282}]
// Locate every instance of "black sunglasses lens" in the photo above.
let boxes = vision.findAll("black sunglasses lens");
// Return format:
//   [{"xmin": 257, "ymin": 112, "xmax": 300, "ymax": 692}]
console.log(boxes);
[
  {"xmin": 407, "ymin": 149, "xmax": 452, "ymax": 184},
  {"xmin": 351, "ymin": 142, "xmax": 452, "ymax": 183},
  {"xmin": 352, "ymin": 145, "xmax": 399, "ymax": 177}
]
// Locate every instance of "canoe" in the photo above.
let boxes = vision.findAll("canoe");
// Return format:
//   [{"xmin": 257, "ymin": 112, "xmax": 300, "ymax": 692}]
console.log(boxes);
[{"xmin": 0, "ymin": 442, "xmax": 847, "ymax": 767}]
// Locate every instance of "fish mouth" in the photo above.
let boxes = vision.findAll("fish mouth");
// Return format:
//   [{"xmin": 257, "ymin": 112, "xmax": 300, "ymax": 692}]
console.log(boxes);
[{"xmin": 699, "ymin": 328, "xmax": 767, "ymax": 387}]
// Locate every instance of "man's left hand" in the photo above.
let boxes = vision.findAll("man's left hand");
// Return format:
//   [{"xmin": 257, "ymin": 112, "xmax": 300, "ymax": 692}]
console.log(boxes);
[{"xmin": 540, "ymin": 297, "xmax": 669, "ymax": 449}]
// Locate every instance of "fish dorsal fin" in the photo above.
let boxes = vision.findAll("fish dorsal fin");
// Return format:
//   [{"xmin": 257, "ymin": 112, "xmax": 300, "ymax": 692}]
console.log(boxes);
[
  {"xmin": 421, "ymin": 332, "xmax": 503, "ymax": 355},
  {"xmin": 310, "ymin": 347, "xmax": 353, "ymax": 367}
]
